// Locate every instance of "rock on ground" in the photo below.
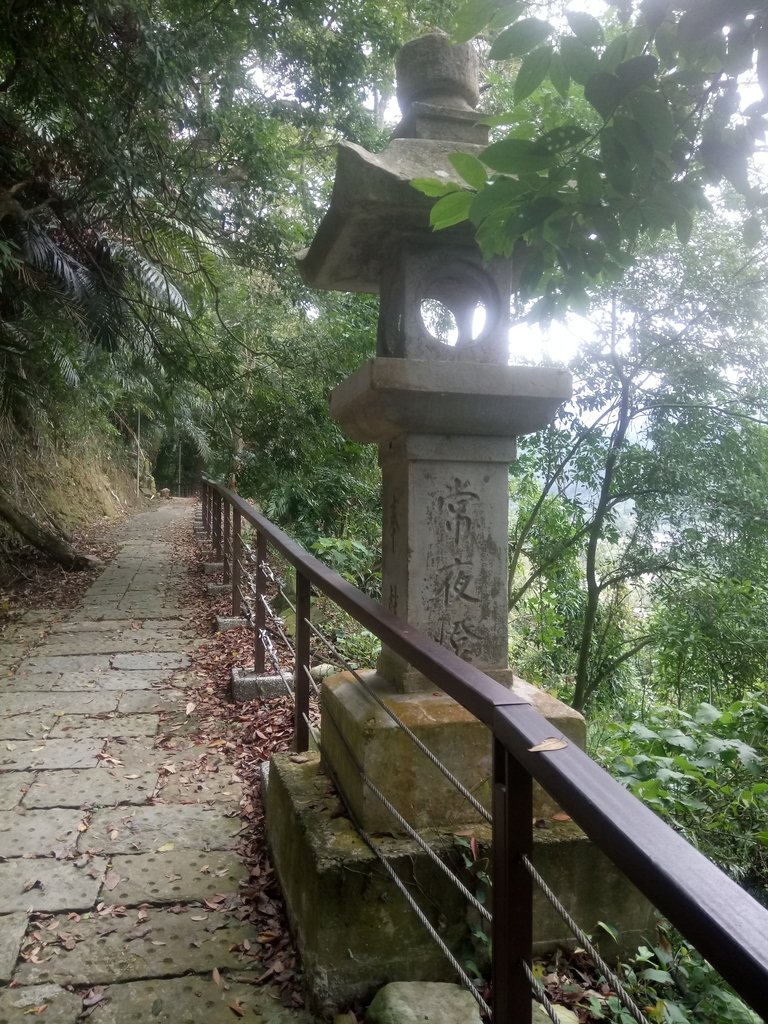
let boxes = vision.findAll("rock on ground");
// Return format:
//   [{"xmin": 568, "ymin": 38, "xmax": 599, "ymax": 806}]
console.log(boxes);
[{"xmin": 366, "ymin": 982, "xmax": 481, "ymax": 1024}]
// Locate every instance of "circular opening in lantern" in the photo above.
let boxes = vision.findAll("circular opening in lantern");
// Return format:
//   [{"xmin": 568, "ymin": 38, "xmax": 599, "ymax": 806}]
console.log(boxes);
[{"xmin": 418, "ymin": 262, "xmax": 498, "ymax": 348}]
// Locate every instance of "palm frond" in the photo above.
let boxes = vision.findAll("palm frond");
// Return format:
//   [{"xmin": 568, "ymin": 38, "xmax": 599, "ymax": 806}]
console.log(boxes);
[{"xmin": 112, "ymin": 244, "xmax": 191, "ymax": 316}]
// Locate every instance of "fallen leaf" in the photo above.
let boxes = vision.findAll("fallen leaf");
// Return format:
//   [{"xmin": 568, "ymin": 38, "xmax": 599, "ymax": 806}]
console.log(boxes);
[
  {"xmin": 103, "ymin": 870, "xmax": 121, "ymax": 891},
  {"xmin": 125, "ymin": 924, "xmax": 152, "ymax": 941},
  {"xmin": 528, "ymin": 737, "xmax": 568, "ymax": 753},
  {"xmin": 186, "ymin": 702, "xmax": 196, "ymax": 716},
  {"xmin": 82, "ymin": 988, "xmax": 107, "ymax": 1008},
  {"xmin": 22, "ymin": 1005, "xmax": 49, "ymax": 1015},
  {"xmin": 22, "ymin": 879, "xmax": 44, "ymax": 893},
  {"xmin": 212, "ymin": 967, "xmax": 221, "ymax": 986},
  {"xmin": 552, "ymin": 812, "xmax": 572, "ymax": 822},
  {"xmin": 156, "ymin": 842, "xmax": 175, "ymax": 853},
  {"xmin": 124, "ymin": 774, "xmax": 140, "ymax": 780},
  {"xmin": 229, "ymin": 1003, "xmax": 245, "ymax": 1017}
]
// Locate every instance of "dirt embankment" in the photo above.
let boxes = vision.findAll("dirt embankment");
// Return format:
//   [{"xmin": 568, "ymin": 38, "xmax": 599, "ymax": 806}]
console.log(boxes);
[{"xmin": 0, "ymin": 418, "xmax": 145, "ymax": 613}]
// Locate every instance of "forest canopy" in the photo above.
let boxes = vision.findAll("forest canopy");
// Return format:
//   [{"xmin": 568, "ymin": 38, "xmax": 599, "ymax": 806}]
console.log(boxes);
[
  {"xmin": 2, "ymin": 0, "xmax": 768, "ymax": 926},
  {"xmin": 2, "ymin": 0, "xmax": 768, "ymax": 719}
]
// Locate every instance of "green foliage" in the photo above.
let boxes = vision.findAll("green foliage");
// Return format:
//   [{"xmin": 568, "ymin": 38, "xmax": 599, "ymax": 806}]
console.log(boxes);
[
  {"xmin": 651, "ymin": 575, "xmax": 768, "ymax": 707},
  {"xmin": 508, "ymin": 477, "xmax": 587, "ymax": 688},
  {"xmin": 0, "ymin": 0, "xmax": 459, "ymax": 537},
  {"xmin": 311, "ymin": 536, "xmax": 380, "ymax": 596},
  {"xmin": 581, "ymin": 924, "xmax": 761, "ymax": 1023},
  {"xmin": 452, "ymin": 834, "xmax": 492, "ymax": 979},
  {"xmin": 445, "ymin": 0, "xmax": 768, "ymax": 318},
  {"xmin": 505, "ymin": 212, "xmax": 768, "ymax": 712},
  {"xmin": 597, "ymin": 698, "xmax": 768, "ymax": 902},
  {"xmin": 231, "ymin": 288, "xmax": 382, "ymax": 547}
]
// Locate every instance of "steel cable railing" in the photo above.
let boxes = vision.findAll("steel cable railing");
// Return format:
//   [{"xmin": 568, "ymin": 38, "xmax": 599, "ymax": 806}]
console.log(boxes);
[
  {"xmin": 225, "ymin": 537, "xmax": 651, "ymax": 1020},
  {"xmin": 230, "ymin": 530, "xmax": 498, "ymax": 1010},
  {"xmin": 522, "ymin": 855, "xmax": 651, "ymax": 1024},
  {"xmin": 199, "ymin": 477, "xmax": 768, "ymax": 1024}
]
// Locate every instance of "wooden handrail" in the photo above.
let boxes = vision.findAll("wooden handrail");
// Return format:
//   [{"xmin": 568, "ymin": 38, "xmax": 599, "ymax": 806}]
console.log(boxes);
[{"xmin": 201, "ymin": 476, "xmax": 768, "ymax": 1020}]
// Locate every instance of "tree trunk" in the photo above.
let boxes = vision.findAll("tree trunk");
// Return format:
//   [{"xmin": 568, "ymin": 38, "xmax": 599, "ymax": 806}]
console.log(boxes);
[
  {"xmin": 0, "ymin": 488, "xmax": 101, "ymax": 571},
  {"xmin": 572, "ymin": 303, "xmax": 632, "ymax": 712}
]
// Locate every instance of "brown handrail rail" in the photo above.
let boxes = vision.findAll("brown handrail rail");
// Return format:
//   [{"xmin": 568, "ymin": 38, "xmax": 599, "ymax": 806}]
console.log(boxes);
[{"xmin": 201, "ymin": 476, "xmax": 768, "ymax": 1020}]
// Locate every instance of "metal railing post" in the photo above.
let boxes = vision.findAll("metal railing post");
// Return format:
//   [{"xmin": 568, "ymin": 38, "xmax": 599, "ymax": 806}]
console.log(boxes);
[
  {"xmin": 212, "ymin": 490, "xmax": 222, "ymax": 560},
  {"xmin": 294, "ymin": 570, "xmax": 311, "ymax": 752},
  {"xmin": 222, "ymin": 498, "xmax": 231, "ymax": 585},
  {"xmin": 254, "ymin": 530, "xmax": 267, "ymax": 675},
  {"xmin": 232, "ymin": 507, "xmax": 242, "ymax": 617},
  {"xmin": 201, "ymin": 480, "xmax": 209, "ymax": 535},
  {"xmin": 492, "ymin": 738, "xmax": 533, "ymax": 1023}
]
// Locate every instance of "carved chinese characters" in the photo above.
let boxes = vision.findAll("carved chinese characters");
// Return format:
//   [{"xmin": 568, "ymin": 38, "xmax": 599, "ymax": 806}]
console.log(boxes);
[{"xmin": 378, "ymin": 435, "xmax": 514, "ymax": 689}]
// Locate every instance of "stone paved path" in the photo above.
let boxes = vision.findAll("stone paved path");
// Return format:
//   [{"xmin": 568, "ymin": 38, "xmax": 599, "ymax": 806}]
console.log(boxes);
[{"xmin": 0, "ymin": 501, "xmax": 312, "ymax": 1024}]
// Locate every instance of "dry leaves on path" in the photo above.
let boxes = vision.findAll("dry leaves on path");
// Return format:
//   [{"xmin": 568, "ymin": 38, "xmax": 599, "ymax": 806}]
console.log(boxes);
[{"xmin": 168, "ymin": 517, "xmax": 305, "ymax": 1009}]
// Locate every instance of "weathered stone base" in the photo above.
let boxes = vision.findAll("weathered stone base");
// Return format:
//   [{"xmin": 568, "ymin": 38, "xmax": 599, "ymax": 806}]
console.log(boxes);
[
  {"xmin": 232, "ymin": 664, "xmax": 339, "ymax": 703},
  {"xmin": 231, "ymin": 667, "xmax": 293, "ymax": 701},
  {"xmin": 320, "ymin": 671, "xmax": 586, "ymax": 830},
  {"xmin": 265, "ymin": 753, "xmax": 655, "ymax": 1016},
  {"xmin": 215, "ymin": 615, "xmax": 248, "ymax": 632}
]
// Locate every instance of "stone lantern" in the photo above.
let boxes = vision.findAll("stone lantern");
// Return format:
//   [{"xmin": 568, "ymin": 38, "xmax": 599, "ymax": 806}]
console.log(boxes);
[
  {"xmin": 297, "ymin": 31, "xmax": 577, "ymax": 831},
  {"xmin": 266, "ymin": 33, "xmax": 650, "ymax": 1013}
]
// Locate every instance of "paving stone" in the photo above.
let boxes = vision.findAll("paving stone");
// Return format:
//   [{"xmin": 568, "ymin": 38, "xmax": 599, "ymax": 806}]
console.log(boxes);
[
  {"xmin": 0, "ymin": 672, "xmax": 64, "ymax": 692},
  {"xmin": 18, "ymin": 610, "xmax": 61, "ymax": 624},
  {"xmin": 0, "ymin": 857, "xmax": 106, "ymax": 913},
  {"xmin": 0, "ymin": 808, "xmax": 83, "ymax": 858},
  {"xmin": 0, "ymin": 912, "xmax": 27, "ymax": 982},
  {"xmin": 32, "ymin": 636, "xmax": 189, "ymax": 656},
  {"xmin": 0, "ymin": 693, "xmax": 118, "ymax": 716},
  {"xmin": 115, "ymin": 599, "xmax": 185, "ymax": 610},
  {"xmin": 14, "ymin": 907, "xmax": 259, "ymax": 985},
  {"xmin": 69, "ymin": 607, "xmax": 131, "ymax": 622},
  {"xmin": 0, "ymin": 983, "xmax": 82, "ymax": 1023},
  {"xmin": 50, "ymin": 619, "xmax": 190, "ymax": 635},
  {"xmin": 106, "ymin": 849, "xmax": 246, "ymax": 904},
  {"xmin": 87, "ymin": 804, "xmax": 241, "ymax": 854},
  {"xmin": 170, "ymin": 669, "xmax": 207, "ymax": 690},
  {"xmin": 0, "ymin": 643, "xmax": 27, "ymax": 664},
  {"xmin": 1, "ymin": 670, "xmax": 170, "ymax": 693},
  {"xmin": 24, "ymin": 767, "xmax": 159, "ymax": 808},
  {"xmin": 117, "ymin": 690, "xmax": 185, "ymax": 714},
  {"xmin": 89, "ymin": 976, "xmax": 313, "ymax": 1024},
  {"xmin": 23, "ymin": 655, "xmax": 113, "ymax": 674},
  {"xmin": 0, "ymin": 714, "xmax": 57, "ymax": 740},
  {"xmin": 110, "ymin": 653, "xmax": 189, "ymax": 670},
  {"xmin": 50, "ymin": 714, "xmax": 159, "ymax": 739},
  {"xmin": 1, "ymin": 624, "xmax": 50, "ymax": 644},
  {"xmin": 0, "ymin": 772, "xmax": 34, "ymax": 810},
  {"xmin": 97, "ymin": 739, "xmax": 215, "ymax": 779},
  {"xmin": 0, "ymin": 739, "xmax": 102, "ymax": 771},
  {"xmin": 157, "ymin": 765, "xmax": 243, "ymax": 804}
]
